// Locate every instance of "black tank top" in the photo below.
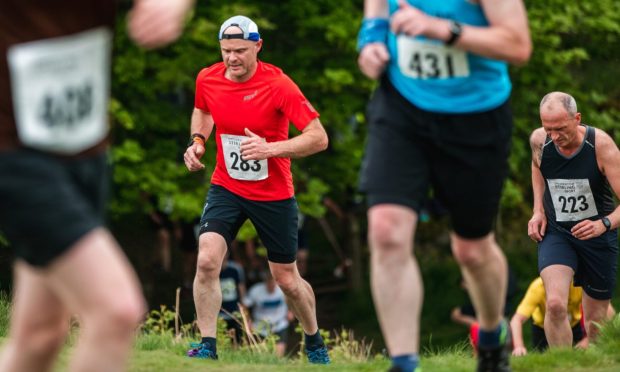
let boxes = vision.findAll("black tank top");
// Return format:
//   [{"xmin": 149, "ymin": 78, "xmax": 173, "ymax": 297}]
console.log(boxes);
[{"xmin": 541, "ymin": 125, "xmax": 615, "ymax": 230}]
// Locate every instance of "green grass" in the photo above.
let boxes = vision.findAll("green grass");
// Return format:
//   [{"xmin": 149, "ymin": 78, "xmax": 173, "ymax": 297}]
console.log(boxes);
[
  {"xmin": 47, "ymin": 316, "xmax": 620, "ymax": 371},
  {"xmin": 1, "ymin": 296, "xmax": 619, "ymax": 371}
]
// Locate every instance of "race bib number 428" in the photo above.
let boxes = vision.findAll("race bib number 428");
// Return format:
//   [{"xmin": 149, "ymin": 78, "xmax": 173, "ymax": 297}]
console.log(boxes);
[
  {"xmin": 547, "ymin": 178, "xmax": 599, "ymax": 222},
  {"xmin": 221, "ymin": 134, "xmax": 268, "ymax": 181},
  {"xmin": 7, "ymin": 27, "xmax": 111, "ymax": 154},
  {"xmin": 397, "ymin": 37, "xmax": 469, "ymax": 79}
]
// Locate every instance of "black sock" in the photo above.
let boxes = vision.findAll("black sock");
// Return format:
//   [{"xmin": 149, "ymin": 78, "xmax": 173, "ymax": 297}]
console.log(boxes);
[
  {"xmin": 304, "ymin": 331, "xmax": 324, "ymax": 351},
  {"xmin": 201, "ymin": 337, "xmax": 217, "ymax": 353}
]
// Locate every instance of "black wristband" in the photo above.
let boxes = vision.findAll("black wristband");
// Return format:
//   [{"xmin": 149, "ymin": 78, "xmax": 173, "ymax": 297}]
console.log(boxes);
[
  {"xmin": 187, "ymin": 133, "xmax": 206, "ymax": 147},
  {"xmin": 602, "ymin": 216, "xmax": 612, "ymax": 232},
  {"xmin": 446, "ymin": 20, "xmax": 462, "ymax": 46}
]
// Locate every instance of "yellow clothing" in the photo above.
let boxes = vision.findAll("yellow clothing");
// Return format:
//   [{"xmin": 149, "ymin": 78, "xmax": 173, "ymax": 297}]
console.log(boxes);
[{"xmin": 515, "ymin": 277, "xmax": 582, "ymax": 328}]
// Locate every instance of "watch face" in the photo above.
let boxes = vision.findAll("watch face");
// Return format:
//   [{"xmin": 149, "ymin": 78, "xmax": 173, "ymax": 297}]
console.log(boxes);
[{"xmin": 603, "ymin": 217, "xmax": 611, "ymax": 229}]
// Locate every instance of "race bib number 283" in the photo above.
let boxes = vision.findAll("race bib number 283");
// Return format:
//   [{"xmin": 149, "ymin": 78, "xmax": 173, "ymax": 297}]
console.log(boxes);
[
  {"xmin": 7, "ymin": 27, "xmax": 111, "ymax": 154},
  {"xmin": 221, "ymin": 134, "xmax": 268, "ymax": 181}
]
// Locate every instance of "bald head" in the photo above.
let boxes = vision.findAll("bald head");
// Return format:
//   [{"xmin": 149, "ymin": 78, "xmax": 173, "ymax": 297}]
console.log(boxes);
[{"xmin": 539, "ymin": 92, "xmax": 578, "ymax": 116}]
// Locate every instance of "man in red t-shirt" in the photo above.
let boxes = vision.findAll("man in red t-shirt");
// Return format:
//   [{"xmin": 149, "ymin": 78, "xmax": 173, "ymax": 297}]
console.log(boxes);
[{"xmin": 183, "ymin": 15, "xmax": 330, "ymax": 364}]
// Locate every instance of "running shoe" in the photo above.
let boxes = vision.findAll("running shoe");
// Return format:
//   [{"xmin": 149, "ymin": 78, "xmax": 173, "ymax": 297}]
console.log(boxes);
[
  {"xmin": 476, "ymin": 322, "xmax": 511, "ymax": 372},
  {"xmin": 306, "ymin": 345, "xmax": 331, "ymax": 364},
  {"xmin": 186, "ymin": 342, "xmax": 218, "ymax": 359}
]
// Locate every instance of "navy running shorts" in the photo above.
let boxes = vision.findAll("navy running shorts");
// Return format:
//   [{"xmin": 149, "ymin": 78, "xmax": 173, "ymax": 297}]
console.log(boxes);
[
  {"xmin": 538, "ymin": 224, "xmax": 618, "ymax": 300},
  {"xmin": 199, "ymin": 185, "xmax": 298, "ymax": 264}
]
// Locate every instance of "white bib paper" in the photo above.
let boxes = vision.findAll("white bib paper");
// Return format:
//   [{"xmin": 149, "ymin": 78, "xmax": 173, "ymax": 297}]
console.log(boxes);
[
  {"xmin": 547, "ymin": 178, "xmax": 598, "ymax": 222},
  {"xmin": 397, "ymin": 37, "xmax": 469, "ymax": 79},
  {"xmin": 221, "ymin": 134, "xmax": 268, "ymax": 181},
  {"xmin": 7, "ymin": 27, "xmax": 111, "ymax": 154}
]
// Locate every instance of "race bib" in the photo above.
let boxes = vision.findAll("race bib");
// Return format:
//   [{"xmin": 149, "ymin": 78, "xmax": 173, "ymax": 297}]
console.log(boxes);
[
  {"xmin": 397, "ymin": 37, "xmax": 469, "ymax": 79},
  {"xmin": 547, "ymin": 178, "xmax": 598, "ymax": 222},
  {"xmin": 7, "ymin": 28, "xmax": 111, "ymax": 154},
  {"xmin": 221, "ymin": 134, "xmax": 268, "ymax": 181}
]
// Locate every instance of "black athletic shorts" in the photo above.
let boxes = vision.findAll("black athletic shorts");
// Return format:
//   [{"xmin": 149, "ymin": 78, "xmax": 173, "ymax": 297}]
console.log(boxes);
[
  {"xmin": 359, "ymin": 77, "xmax": 513, "ymax": 238},
  {"xmin": 199, "ymin": 185, "xmax": 298, "ymax": 264},
  {"xmin": 538, "ymin": 224, "xmax": 618, "ymax": 300},
  {"xmin": 0, "ymin": 149, "xmax": 108, "ymax": 267}
]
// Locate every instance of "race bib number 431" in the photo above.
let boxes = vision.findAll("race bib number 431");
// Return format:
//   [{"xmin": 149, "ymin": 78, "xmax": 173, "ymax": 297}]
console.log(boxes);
[
  {"xmin": 547, "ymin": 178, "xmax": 599, "ymax": 222},
  {"xmin": 221, "ymin": 134, "xmax": 268, "ymax": 181},
  {"xmin": 7, "ymin": 27, "xmax": 111, "ymax": 154},
  {"xmin": 397, "ymin": 37, "xmax": 469, "ymax": 79}
]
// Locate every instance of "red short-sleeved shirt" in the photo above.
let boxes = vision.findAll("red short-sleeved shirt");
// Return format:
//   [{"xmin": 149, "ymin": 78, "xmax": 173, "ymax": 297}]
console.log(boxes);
[{"xmin": 195, "ymin": 60, "xmax": 319, "ymax": 201}]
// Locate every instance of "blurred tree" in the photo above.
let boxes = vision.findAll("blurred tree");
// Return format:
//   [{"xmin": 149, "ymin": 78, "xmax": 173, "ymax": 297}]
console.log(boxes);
[{"xmin": 109, "ymin": 0, "xmax": 620, "ymax": 297}]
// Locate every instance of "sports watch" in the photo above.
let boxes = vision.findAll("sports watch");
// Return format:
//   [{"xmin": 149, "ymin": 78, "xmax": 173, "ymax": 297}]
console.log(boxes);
[
  {"xmin": 601, "ymin": 216, "xmax": 612, "ymax": 232},
  {"xmin": 446, "ymin": 20, "xmax": 463, "ymax": 46},
  {"xmin": 187, "ymin": 133, "xmax": 206, "ymax": 147}
]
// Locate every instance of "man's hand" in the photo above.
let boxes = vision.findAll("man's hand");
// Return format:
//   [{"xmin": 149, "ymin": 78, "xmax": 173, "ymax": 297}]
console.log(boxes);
[
  {"xmin": 358, "ymin": 43, "xmax": 390, "ymax": 80},
  {"xmin": 528, "ymin": 211, "xmax": 547, "ymax": 242},
  {"xmin": 571, "ymin": 219, "xmax": 606, "ymax": 240},
  {"xmin": 512, "ymin": 345, "xmax": 527, "ymax": 357},
  {"xmin": 128, "ymin": 0, "xmax": 194, "ymax": 49},
  {"xmin": 240, "ymin": 128, "xmax": 271, "ymax": 160},
  {"xmin": 575, "ymin": 336, "xmax": 589, "ymax": 349},
  {"xmin": 183, "ymin": 143, "xmax": 205, "ymax": 172},
  {"xmin": 391, "ymin": 0, "xmax": 443, "ymax": 39}
]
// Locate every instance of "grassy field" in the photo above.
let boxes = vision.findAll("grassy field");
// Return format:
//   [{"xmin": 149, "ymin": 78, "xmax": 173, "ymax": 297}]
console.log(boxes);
[
  {"xmin": 48, "ymin": 336, "xmax": 620, "ymax": 372},
  {"xmin": 45, "ymin": 314, "xmax": 620, "ymax": 371},
  {"xmin": 2, "ymin": 299, "xmax": 619, "ymax": 371}
]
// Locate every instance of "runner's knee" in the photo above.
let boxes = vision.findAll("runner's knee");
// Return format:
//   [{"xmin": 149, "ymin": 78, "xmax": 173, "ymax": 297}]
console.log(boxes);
[
  {"xmin": 368, "ymin": 216, "xmax": 409, "ymax": 251},
  {"xmin": 272, "ymin": 270, "xmax": 299, "ymax": 296},
  {"xmin": 196, "ymin": 250, "xmax": 224, "ymax": 278},
  {"xmin": 451, "ymin": 235, "xmax": 494, "ymax": 268},
  {"xmin": 546, "ymin": 296, "xmax": 568, "ymax": 321}
]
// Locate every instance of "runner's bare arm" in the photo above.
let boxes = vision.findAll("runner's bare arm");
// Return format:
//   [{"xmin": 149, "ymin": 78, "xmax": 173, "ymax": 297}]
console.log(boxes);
[
  {"xmin": 184, "ymin": 108, "xmax": 213, "ymax": 171},
  {"xmin": 240, "ymin": 118, "xmax": 328, "ymax": 160},
  {"xmin": 190, "ymin": 108, "xmax": 214, "ymax": 140},
  {"xmin": 594, "ymin": 129, "xmax": 620, "ymax": 230},
  {"xmin": 528, "ymin": 128, "xmax": 547, "ymax": 241},
  {"xmin": 391, "ymin": 0, "xmax": 531, "ymax": 65},
  {"xmin": 358, "ymin": 0, "xmax": 391, "ymax": 80}
]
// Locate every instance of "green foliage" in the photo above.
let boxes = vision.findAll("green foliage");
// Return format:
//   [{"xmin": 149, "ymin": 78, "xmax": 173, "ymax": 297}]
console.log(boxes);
[
  {"xmin": 110, "ymin": 0, "xmax": 365, "ymax": 227},
  {"xmin": 108, "ymin": 0, "xmax": 620, "ymax": 354},
  {"xmin": 594, "ymin": 313, "xmax": 620, "ymax": 361},
  {"xmin": 328, "ymin": 328, "xmax": 375, "ymax": 362},
  {"xmin": 0, "ymin": 291, "xmax": 10, "ymax": 337},
  {"xmin": 142, "ymin": 305, "xmax": 177, "ymax": 336},
  {"xmin": 508, "ymin": 0, "xmax": 620, "ymax": 231},
  {"xmin": 110, "ymin": 0, "xmax": 620, "ymax": 236}
]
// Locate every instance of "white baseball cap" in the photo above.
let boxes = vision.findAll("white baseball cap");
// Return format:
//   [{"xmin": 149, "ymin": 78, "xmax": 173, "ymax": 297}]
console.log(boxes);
[{"xmin": 218, "ymin": 15, "xmax": 260, "ymax": 41}]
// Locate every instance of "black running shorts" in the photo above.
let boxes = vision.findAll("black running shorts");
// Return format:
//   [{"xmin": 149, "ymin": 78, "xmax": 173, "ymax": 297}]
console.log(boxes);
[
  {"xmin": 199, "ymin": 185, "xmax": 298, "ymax": 264},
  {"xmin": 359, "ymin": 78, "xmax": 513, "ymax": 239},
  {"xmin": 0, "ymin": 149, "xmax": 109, "ymax": 267}
]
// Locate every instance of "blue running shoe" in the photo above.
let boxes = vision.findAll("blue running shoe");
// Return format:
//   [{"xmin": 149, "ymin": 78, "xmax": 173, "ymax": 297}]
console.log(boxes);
[
  {"xmin": 306, "ymin": 345, "xmax": 331, "ymax": 364},
  {"xmin": 187, "ymin": 342, "xmax": 218, "ymax": 359}
]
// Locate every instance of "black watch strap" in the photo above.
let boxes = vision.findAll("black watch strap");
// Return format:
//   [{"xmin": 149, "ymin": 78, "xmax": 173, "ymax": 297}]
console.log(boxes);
[
  {"xmin": 446, "ymin": 20, "xmax": 462, "ymax": 46},
  {"xmin": 602, "ymin": 216, "xmax": 612, "ymax": 232},
  {"xmin": 187, "ymin": 133, "xmax": 206, "ymax": 147}
]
